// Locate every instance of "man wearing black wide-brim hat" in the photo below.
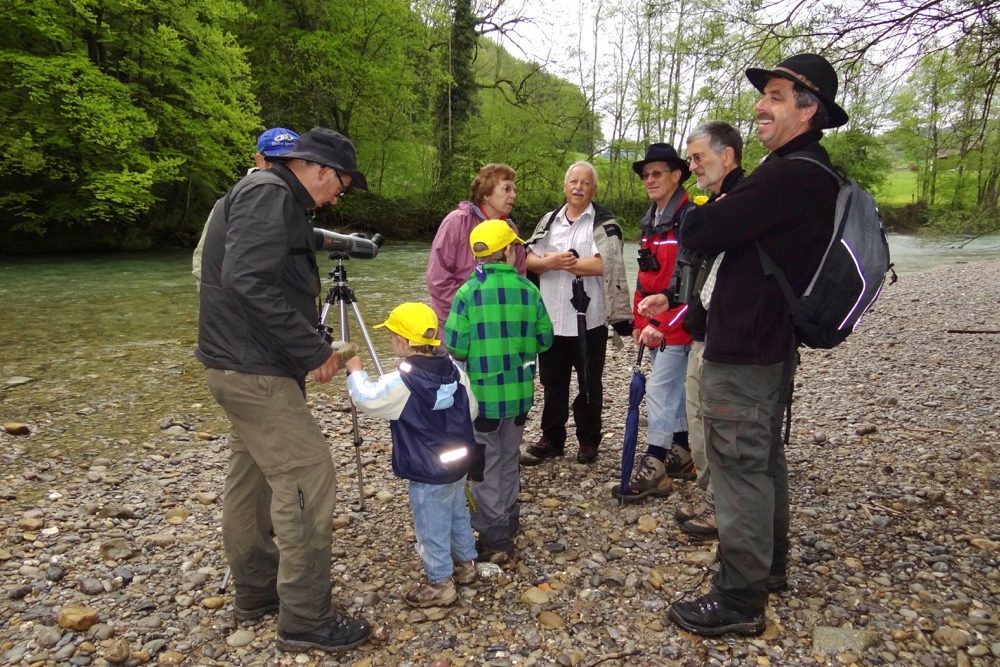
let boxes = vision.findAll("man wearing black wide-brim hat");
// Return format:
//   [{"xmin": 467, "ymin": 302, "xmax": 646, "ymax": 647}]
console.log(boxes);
[
  {"xmin": 197, "ymin": 127, "xmax": 372, "ymax": 652},
  {"xmin": 669, "ymin": 54, "xmax": 848, "ymax": 636}
]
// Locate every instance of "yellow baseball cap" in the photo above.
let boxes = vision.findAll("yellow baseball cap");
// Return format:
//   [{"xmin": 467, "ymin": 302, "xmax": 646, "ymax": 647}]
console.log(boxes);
[
  {"xmin": 469, "ymin": 219, "xmax": 524, "ymax": 258},
  {"xmin": 374, "ymin": 302, "xmax": 440, "ymax": 346}
]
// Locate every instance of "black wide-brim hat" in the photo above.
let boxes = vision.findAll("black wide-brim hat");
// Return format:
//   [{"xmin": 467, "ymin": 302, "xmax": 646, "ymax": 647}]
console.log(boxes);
[
  {"xmin": 273, "ymin": 127, "xmax": 368, "ymax": 190},
  {"xmin": 632, "ymin": 142, "xmax": 691, "ymax": 182},
  {"xmin": 746, "ymin": 53, "xmax": 849, "ymax": 129}
]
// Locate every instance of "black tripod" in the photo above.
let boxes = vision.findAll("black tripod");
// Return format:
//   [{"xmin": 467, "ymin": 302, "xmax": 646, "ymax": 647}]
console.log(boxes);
[{"xmin": 318, "ymin": 256, "xmax": 385, "ymax": 511}]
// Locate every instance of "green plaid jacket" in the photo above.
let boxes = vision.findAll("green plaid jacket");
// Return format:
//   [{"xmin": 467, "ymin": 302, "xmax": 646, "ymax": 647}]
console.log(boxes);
[{"xmin": 444, "ymin": 263, "xmax": 554, "ymax": 419}]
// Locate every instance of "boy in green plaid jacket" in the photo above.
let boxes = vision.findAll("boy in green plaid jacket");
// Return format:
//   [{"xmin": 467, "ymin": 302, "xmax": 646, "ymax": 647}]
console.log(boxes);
[{"xmin": 444, "ymin": 219, "xmax": 554, "ymax": 562}]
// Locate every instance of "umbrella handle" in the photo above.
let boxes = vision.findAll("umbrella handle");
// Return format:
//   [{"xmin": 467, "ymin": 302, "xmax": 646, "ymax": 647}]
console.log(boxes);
[
  {"xmin": 635, "ymin": 345, "xmax": 645, "ymax": 366},
  {"xmin": 569, "ymin": 248, "xmax": 579, "ymax": 259}
]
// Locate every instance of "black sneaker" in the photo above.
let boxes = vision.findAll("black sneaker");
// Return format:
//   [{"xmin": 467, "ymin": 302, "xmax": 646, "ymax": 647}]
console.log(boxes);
[
  {"xmin": 277, "ymin": 614, "xmax": 371, "ymax": 653},
  {"xmin": 667, "ymin": 594, "xmax": 765, "ymax": 637}
]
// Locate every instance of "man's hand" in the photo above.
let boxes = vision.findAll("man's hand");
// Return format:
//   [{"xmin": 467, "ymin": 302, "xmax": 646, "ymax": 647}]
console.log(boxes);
[
  {"xmin": 312, "ymin": 350, "xmax": 341, "ymax": 384},
  {"xmin": 544, "ymin": 251, "xmax": 578, "ymax": 271},
  {"xmin": 639, "ymin": 324, "xmax": 664, "ymax": 348},
  {"xmin": 638, "ymin": 293, "xmax": 669, "ymax": 317},
  {"xmin": 345, "ymin": 355, "xmax": 363, "ymax": 374}
]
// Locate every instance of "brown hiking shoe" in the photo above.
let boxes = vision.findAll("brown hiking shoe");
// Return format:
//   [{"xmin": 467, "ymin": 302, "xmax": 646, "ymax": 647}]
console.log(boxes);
[
  {"xmin": 403, "ymin": 578, "xmax": 458, "ymax": 607},
  {"xmin": 523, "ymin": 436, "xmax": 564, "ymax": 465},
  {"xmin": 453, "ymin": 560, "xmax": 476, "ymax": 585},
  {"xmin": 611, "ymin": 455, "xmax": 673, "ymax": 503},
  {"xmin": 681, "ymin": 508, "xmax": 718, "ymax": 538},
  {"xmin": 674, "ymin": 501, "xmax": 712, "ymax": 524},
  {"xmin": 664, "ymin": 443, "xmax": 696, "ymax": 480},
  {"xmin": 576, "ymin": 441, "xmax": 599, "ymax": 464}
]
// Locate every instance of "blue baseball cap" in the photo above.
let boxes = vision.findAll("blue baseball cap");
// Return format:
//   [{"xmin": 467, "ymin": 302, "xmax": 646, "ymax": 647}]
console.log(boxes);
[{"xmin": 256, "ymin": 127, "xmax": 299, "ymax": 157}]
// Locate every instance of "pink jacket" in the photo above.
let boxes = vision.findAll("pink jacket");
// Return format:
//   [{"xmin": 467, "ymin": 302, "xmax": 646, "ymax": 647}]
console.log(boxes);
[{"xmin": 426, "ymin": 200, "xmax": 527, "ymax": 323}]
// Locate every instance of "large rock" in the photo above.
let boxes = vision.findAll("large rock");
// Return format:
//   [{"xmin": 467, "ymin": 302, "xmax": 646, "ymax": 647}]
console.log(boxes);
[
  {"xmin": 57, "ymin": 605, "xmax": 100, "ymax": 631},
  {"xmin": 812, "ymin": 627, "xmax": 879, "ymax": 655}
]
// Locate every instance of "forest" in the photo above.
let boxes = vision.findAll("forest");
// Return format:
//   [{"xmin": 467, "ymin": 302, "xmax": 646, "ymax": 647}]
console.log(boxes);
[{"xmin": 1, "ymin": 0, "xmax": 999, "ymax": 252}]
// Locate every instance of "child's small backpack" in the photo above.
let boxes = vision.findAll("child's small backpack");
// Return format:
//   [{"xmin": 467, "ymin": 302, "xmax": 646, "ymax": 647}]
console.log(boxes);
[{"xmin": 757, "ymin": 154, "xmax": 896, "ymax": 349}]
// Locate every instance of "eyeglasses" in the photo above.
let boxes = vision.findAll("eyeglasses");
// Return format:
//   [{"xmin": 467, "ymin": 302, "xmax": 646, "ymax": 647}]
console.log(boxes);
[
  {"xmin": 641, "ymin": 169, "xmax": 669, "ymax": 181},
  {"xmin": 687, "ymin": 153, "xmax": 707, "ymax": 165},
  {"xmin": 334, "ymin": 169, "xmax": 350, "ymax": 197}
]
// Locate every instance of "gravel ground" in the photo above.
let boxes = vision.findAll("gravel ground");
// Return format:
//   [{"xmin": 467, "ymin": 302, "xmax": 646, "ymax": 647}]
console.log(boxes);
[{"xmin": 2, "ymin": 259, "xmax": 998, "ymax": 667}]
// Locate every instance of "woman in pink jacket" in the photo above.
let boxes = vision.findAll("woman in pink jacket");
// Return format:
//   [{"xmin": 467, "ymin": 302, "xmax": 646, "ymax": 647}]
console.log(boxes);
[{"xmin": 426, "ymin": 164, "xmax": 527, "ymax": 324}]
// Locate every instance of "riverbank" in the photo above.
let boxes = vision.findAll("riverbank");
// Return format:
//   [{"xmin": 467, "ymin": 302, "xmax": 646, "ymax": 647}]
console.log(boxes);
[{"xmin": 2, "ymin": 260, "xmax": 998, "ymax": 666}]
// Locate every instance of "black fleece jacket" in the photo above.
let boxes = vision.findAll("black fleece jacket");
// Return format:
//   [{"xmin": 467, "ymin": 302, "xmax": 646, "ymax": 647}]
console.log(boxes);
[{"xmin": 679, "ymin": 131, "xmax": 838, "ymax": 365}]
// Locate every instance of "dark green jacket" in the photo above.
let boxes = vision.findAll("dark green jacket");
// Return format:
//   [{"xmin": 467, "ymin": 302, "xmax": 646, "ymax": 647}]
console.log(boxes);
[{"xmin": 196, "ymin": 164, "xmax": 330, "ymax": 379}]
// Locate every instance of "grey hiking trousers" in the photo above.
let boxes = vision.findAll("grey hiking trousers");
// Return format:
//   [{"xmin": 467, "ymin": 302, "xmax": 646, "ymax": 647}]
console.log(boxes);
[
  {"xmin": 701, "ymin": 351, "xmax": 795, "ymax": 612},
  {"xmin": 470, "ymin": 416, "xmax": 525, "ymax": 554},
  {"xmin": 206, "ymin": 369, "xmax": 340, "ymax": 633}
]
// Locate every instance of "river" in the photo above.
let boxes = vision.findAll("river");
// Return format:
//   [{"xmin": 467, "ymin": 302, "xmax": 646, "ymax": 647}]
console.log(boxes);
[{"xmin": 2, "ymin": 233, "xmax": 998, "ymax": 463}]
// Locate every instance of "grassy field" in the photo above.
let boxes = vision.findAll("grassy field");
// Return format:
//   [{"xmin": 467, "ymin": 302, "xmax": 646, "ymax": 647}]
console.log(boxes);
[{"xmin": 876, "ymin": 168, "xmax": 921, "ymax": 206}]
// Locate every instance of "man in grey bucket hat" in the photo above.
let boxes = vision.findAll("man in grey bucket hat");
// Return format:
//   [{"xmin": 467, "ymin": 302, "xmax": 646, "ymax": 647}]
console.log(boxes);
[
  {"xmin": 197, "ymin": 127, "xmax": 371, "ymax": 653},
  {"xmin": 669, "ymin": 54, "xmax": 848, "ymax": 637}
]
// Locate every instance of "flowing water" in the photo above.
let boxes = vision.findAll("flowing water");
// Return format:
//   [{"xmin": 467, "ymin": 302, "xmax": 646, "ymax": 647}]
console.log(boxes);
[{"xmin": 2, "ymin": 233, "xmax": 998, "ymax": 462}]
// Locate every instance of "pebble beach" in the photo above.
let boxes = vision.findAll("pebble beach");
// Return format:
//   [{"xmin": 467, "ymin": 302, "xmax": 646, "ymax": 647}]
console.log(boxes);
[{"xmin": 2, "ymin": 259, "xmax": 998, "ymax": 667}]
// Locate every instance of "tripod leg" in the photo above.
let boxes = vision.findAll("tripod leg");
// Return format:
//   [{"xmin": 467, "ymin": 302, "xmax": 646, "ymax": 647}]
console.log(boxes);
[
  {"xmin": 349, "ymin": 301, "xmax": 385, "ymax": 376},
  {"xmin": 338, "ymin": 300, "xmax": 367, "ymax": 510},
  {"xmin": 348, "ymin": 402, "xmax": 366, "ymax": 511}
]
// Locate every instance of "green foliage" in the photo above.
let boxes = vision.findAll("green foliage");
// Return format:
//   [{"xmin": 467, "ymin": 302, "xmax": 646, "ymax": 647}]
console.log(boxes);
[
  {"xmin": 434, "ymin": 0, "xmax": 480, "ymax": 192},
  {"xmin": 463, "ymin": 41, "xmax": 600, "ymax": 219},
  {"xmin": 824, "ymin": 129, "xmax": 891, "ymax": 192},
  {"xmin": 922, "ymin": 207, "xmax": 1000, "ymax": 238},
  {"xmin": 239, "ymin": 0, "xmax": 443, "ymax": 195},
  {"xmin": 0, "ymin": 0, "xmax": 259, "ymax": 248}
]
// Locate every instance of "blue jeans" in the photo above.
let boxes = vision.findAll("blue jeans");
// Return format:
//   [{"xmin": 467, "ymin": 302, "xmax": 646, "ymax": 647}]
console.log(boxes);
[
  {"xmin": 408, "ymin": 476, "xmax": 478, "ymax": 583},
  {"xmin": 645, "ymin": 344, "xmax": 690, "ymax": 447}
]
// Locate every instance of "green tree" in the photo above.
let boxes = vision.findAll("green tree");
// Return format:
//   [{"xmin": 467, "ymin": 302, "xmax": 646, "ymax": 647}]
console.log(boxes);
[
  {"xmin": 239, "ymin": 0, "xmax": 443, "ymax": 194},
  {"xmin": 435, "ymin": 0, "xmax": 480, "ymax": 195},
  {"xmin": 0, "ymin": 0, "xmax": 259, "ymax": 249}
]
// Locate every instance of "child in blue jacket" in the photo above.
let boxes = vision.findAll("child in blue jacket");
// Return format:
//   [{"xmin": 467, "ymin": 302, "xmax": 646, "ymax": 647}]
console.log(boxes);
[{"xmin": 345, "ymin": 302, "xmax": 478, "ymax": 607}]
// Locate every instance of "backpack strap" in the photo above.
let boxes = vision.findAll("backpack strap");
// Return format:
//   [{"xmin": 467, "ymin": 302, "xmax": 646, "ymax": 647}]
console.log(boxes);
[
  {"xmin": 786, "ymin": 153, "xmax": 845, "ymax": 186},
  {"xmin": 755, "ymin": 242, "xmax": 798, "ymax": 309},
  {"xmin": 757, "ymin": 152, "xmax": 845, "ymax": 316}
]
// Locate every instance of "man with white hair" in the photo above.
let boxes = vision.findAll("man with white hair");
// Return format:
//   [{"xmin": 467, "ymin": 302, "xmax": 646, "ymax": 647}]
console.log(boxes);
[{"xmin": 521, "ymin": 162, "xmax": 632, "ymax": 465}]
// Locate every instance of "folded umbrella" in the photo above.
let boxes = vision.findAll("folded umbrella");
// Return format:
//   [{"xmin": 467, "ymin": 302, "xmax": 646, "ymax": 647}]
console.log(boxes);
[
  {"xmin": 568, "ymin": 250, "xmax": 592, "ymax": 405},
  {"xmin": 618, "ymin": 345, "xmax": 646, "ymax": 506}
]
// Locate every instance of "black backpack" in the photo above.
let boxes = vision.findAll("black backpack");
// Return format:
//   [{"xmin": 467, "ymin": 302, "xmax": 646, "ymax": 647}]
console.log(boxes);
[{"xmin": 757, "ymin": 155, "xmax": 896, "ymax": 349}]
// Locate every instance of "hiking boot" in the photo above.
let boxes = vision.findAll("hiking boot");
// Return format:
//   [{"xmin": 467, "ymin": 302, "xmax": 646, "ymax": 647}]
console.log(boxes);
[
  {"xmin": 403, "ymin": 577, "xmax": 458, "ymax": 608},
  {"xmin": 611, "ymin": 455, "xmax": 673, "ymax": 503},
  {"xmin": 522, "ymin": 436, "xmax": 564, "ymax": 465},
  {"xmin": 475, "ymin": 538, "xmax": 513, "ymax": 566},
  {"xmin": 767, "ymin": 573, "xmax": 788, "ymax": 592},
  {"xmin": 276, "ymin": 613, "xmax": 371, "ymax": 652},
  {"xmin": 453, "ymin": 560, "xmax": 477, "ymax": 585},
  {"xmin": 681, "ymin": 508, "xmax": 718, "ymax": 539},
  {"xmin": 674, "ymin": 501, "xmax": 711, "ymax": 524},
  {"xmin": 576, "ymin": 441, "xmax": 599, "ymax": 464},
  {"xmin": 664, "ymin": 443, "xmax": 696, "ymax": 480},
  {"xmin": 233, "ymin": 599, "xmax": 280, "ymax": 622},
  {"xmin": 667, "ymin": 594, "xmax": 765, "ymax": 637}
]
